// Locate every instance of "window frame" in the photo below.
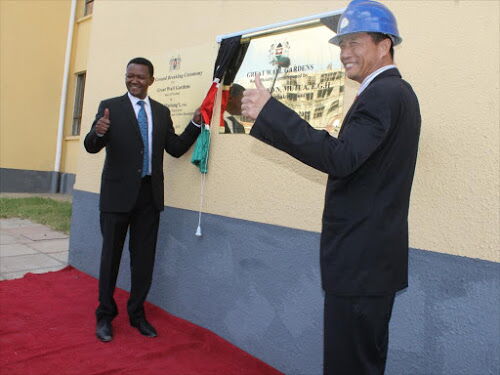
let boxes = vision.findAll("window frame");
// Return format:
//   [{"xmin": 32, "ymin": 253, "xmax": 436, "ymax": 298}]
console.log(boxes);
[
  {"xmin": 71, "ymin": 72, "xmax": 86, "ymax": 136},
  {"xmin": 84, "ymin": 0, "xmax": 94, "ymax": 16}
]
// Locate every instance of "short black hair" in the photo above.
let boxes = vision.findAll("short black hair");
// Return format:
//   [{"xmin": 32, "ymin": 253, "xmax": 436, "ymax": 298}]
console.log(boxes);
[
  {"xmin": 230, "ymin": 83, "xmax": 245, "ymax": 97},
  {"xmin": 127, "ymin": 57, "xmax": 154, "ymax": 77},
  {"xmin": 367, "ymin": 32, "xmax": 394, "ymax": 59}
]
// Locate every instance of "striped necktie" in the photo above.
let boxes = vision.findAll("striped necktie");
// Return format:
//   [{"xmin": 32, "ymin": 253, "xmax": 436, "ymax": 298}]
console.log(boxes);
[{"xmin": 137, "ymin": 101, "xmax": 149, "ymax": 177}]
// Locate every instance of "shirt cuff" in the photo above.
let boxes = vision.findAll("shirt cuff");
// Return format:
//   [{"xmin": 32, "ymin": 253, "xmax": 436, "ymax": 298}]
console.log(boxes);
[{"xmin": 191, "ymin": 120, "xmax": 202, "ymax": 128}]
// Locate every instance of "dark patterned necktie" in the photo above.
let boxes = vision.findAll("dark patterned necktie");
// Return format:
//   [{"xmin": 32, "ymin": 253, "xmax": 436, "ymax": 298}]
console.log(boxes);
[{"xmin": 137, "ymin": 101, "xmax": 149, "ymax": 177}]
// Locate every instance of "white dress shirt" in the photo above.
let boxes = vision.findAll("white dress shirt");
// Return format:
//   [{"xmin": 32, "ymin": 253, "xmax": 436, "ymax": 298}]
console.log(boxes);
[
  {"xmin": 357, "ymin": 64, "xmax": 397, "ymax": 97},
  {"xmin": 223, "ymin": 112, "xmax": 235, "ymax": 133}
]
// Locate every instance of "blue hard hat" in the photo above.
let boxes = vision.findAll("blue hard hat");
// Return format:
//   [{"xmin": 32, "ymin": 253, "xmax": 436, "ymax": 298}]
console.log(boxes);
[{"xmin": 329, "ymin": 0, "xmax": 402, "ymax": 46}]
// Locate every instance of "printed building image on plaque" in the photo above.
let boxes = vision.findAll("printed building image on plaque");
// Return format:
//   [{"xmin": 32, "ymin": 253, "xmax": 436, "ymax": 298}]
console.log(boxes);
[{"xmin": 228, "ymin": 24, "xmax": 345, "ymax": 137}]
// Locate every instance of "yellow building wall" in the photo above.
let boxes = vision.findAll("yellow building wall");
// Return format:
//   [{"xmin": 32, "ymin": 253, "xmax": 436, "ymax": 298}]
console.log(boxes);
[
  {"xmin": 0, "ymin": 0, "xmax": 71, "ymax": 172},
  {"xmin": 61, "ymin": 7, "xmax": 92, "ymax": 175},
  {"xmin": 74, "ymin": 1, "xmax": 499, "ymax": 263}
]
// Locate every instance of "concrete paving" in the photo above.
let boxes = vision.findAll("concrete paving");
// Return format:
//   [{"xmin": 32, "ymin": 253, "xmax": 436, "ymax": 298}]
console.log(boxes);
[{"xmin": 0, "ymin": 218, "xmax": 69, "ymax": 280}]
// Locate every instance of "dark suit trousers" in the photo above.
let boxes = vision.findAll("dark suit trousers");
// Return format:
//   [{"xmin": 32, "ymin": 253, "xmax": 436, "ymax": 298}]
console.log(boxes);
[
  {"xmin": 96, "ymin": 177, "xmax": 160, "ymax": 323},
  {"xmin": 324, "ymin": 293, "xmax": 395, "ymax": 375}
]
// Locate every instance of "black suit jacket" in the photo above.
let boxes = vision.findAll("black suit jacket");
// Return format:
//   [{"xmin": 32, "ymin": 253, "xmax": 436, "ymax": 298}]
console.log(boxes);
[
  {"xmin": 250, "ymin": 69, "xmax": 421, "ymax": 295},
  {"xmin": 224, "ymin": 115, "xmax": 246, "ymax": 134},
  {"xmin": 84, "ymin": 94, "xmax": 200, "ymax": 213}
]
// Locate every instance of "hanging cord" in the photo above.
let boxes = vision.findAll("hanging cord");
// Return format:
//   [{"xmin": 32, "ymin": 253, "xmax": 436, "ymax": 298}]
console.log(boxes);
[
  {"xmin": 195, "ymin": 78, "xmax": 220, "ymax": 237},
  {"xmin": 195, "ymin": 124, "xmax": 211, "ymax": 237}
]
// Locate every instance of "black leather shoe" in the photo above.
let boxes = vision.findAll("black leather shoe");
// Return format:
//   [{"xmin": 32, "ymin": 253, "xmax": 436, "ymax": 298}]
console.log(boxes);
[
  {"xmin": 130, "ymin": 318, "xmax": 157, "ymax": 337},
  {"xmin": 96, "ymin": 319, "xmax": 113, "ymax": 342}
]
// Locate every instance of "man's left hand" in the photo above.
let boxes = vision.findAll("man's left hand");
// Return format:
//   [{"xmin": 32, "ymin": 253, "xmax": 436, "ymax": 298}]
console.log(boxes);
[
  {"xmin": 192, "ymin": 107, "xmax": 201, "ymax": 124},
  {"xmin": 241, "ymin": 74, "xmax": 271, "ymax": 121}
]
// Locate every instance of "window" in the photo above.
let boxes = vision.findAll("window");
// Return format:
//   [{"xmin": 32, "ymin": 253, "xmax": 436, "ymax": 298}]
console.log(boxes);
[
  {"xmin": 72, "ymin": 72, "xmax": 86, "ymax": 136},
  {"xmin": 328, "ymin": 99, "xmax": 339, "ymax": 114},
  {"xmin": 299, "ymin": 111, "xmax": 311, "ymax": 121},
  {"xmin": 314, "ymin": 106, "xmax": 325, "ymax": 119},
  {"xmin": 320, "ymin": 72, "xmax": 336, "ymax": 83},
  {"xmin": 307, "ymin": 76, "xmax": 316, "ymax": 86},
  {"xmin": 317, "ymin": 87, "xmax": 334, "ymax": 99},
  {"xmin": 84, "ymin": 0, "xmax": 94, "ymax": 16}
]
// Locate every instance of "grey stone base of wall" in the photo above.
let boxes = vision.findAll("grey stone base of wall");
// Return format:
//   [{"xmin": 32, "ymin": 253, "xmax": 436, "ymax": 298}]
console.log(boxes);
[
  {"xmin": 69, "ymin": 189, "xmax": 500, "ymax": 375},
  {"xmin": 0, "ymin": 168, "xmax": 75, "ymax": 194}
]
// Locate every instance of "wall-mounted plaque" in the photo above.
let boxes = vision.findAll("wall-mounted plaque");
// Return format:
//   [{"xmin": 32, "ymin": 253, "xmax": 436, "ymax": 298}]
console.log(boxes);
[
  {"xmin": 151, "ymin": 44, "xmax": 215, "ymax": 132},
  {"xmin": 227, "ymin": 24, "xmax": 345, "ymax": 137}
]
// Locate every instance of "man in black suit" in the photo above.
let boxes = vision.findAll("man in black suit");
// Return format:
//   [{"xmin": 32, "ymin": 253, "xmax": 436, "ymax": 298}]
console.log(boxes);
[
  {"xmin": 242, "ymin": 1, "xmax": 420, "ymax": 374},
  {"xmin": 224, "ymin": 83, "xmax": 246, "ymax": 134},
  {"xmin": 84, "ymin": 57, "xmax": 201, "ymax": 342}
]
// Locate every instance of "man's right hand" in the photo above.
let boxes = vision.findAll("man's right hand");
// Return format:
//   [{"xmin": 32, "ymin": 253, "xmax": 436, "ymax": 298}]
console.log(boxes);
[
  {"xmin": 95, "ymin": 108, "xmax": 110, "ymax": 135},
  {"xmin": 241, "ymin": 74, "xmax": 271, "ymax": 121}
]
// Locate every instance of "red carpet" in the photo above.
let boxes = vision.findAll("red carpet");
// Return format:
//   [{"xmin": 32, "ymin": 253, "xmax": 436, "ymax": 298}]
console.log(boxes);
[{"xmin": 0, "ymin": 267, "xmax": 282, "ymax": 375}]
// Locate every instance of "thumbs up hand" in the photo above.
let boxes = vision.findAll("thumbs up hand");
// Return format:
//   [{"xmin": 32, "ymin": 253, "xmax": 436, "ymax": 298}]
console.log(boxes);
[
  {"xmin": 95, "ymin": 108, "xmax": 111, "ymax": 136},
  {"xmin": 241, "ymin": 74, "xmax": 271, "ymax": 121}
]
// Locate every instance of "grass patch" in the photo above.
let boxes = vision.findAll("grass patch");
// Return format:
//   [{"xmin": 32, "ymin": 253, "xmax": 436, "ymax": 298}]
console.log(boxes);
[{"xmin": 0, "ymin": 197, "xmax": 72, "ymax": 234}]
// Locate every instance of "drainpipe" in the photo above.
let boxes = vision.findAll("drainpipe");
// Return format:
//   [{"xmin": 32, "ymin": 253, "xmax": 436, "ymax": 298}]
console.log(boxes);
[{"xmin": 51, "ymin": 0, "xmax": 77, "ymax": 193}]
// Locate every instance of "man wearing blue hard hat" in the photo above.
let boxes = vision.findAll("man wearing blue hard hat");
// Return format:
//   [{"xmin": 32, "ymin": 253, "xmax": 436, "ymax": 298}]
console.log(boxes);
[{"xmin": 242, "ymin": 1, "xmax": 421, "ymax": 374}]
